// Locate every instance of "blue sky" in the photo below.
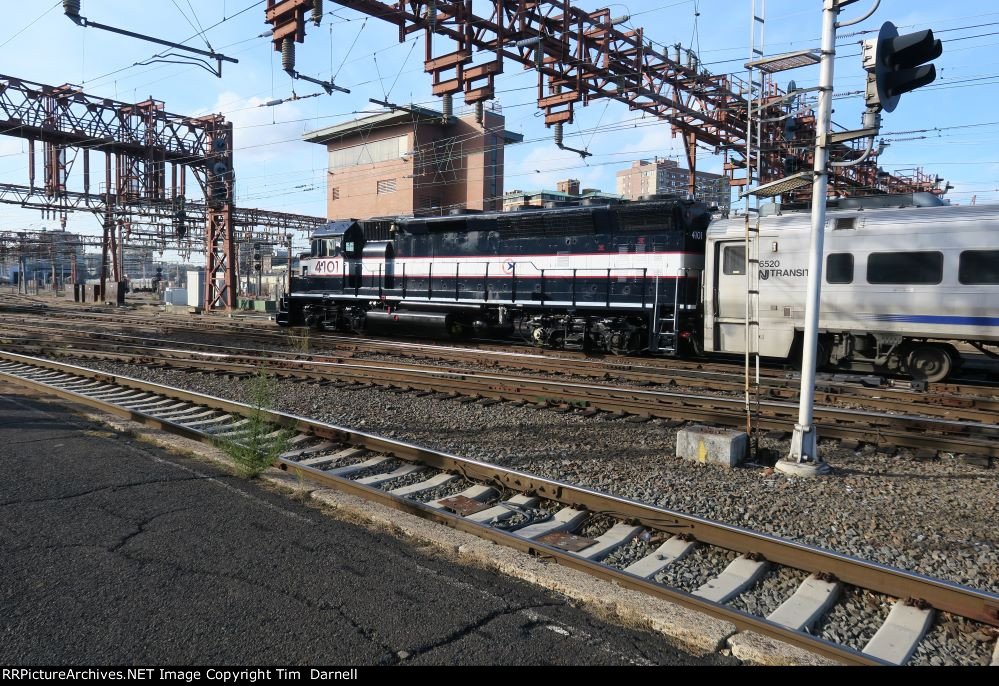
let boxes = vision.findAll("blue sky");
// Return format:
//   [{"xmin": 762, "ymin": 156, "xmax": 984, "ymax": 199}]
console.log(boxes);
[{"xmin": 1, "ymin": 0, "xmax": 996, "ymax": 254}]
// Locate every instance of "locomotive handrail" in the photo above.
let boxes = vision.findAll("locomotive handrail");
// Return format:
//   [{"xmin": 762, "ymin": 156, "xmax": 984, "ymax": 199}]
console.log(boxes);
[{"xmin": 301, "ymin": 256, "xmax": 689, "ymax": 309}]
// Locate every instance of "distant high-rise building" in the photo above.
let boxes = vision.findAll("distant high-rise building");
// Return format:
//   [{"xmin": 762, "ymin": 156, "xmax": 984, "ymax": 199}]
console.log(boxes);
[
  {"xmin": 616, "ymin": 159, "xmax": 731, "ymax": 213},
  {"xmin": 556, "ymin": 178, "xmax": 580, "ymax": 196}
]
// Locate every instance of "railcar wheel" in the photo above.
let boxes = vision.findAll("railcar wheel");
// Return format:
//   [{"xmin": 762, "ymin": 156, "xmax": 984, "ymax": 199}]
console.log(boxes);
[
  {"xmin": 907, "ymin": 345, "xmax": 953, "ymax": 383},
  {"xmin": 815, "ymin": 339, "xmax": 831, "ymax": 371},
  {"xmin": 790, "ymin": 335, "xmax": 831, "ymax": 373}
]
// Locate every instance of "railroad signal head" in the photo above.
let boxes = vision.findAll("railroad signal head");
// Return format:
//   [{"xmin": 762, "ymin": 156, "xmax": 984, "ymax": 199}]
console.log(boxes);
[{"xmin": 864, "ymin": 22, "xmax": 943, "ymax": 113}]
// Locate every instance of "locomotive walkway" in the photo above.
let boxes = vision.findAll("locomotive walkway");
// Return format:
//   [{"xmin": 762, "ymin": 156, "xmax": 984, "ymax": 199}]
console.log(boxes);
[{"xmin": 0, "ymin": 385, "xmax": 728, "ymax": 666}]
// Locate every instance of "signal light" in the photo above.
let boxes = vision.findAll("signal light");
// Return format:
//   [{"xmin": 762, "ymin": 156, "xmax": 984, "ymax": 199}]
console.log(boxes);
[{"xmin": 864, "ymin": 22, "xmax": 942, "ymax": 113}]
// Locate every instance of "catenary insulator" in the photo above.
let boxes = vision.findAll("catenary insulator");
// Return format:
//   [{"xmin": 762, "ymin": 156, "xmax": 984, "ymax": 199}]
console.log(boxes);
[
  {"xmin": 63, "ymin": 0, "xmax": 81, "ymax": 16},
  {"xmin": 427, "ymin": 3, "xmax": 437, "ymax": 29},
  {"xmin": 312, "ymin": 0, "xmax": 323, "ymax": 26},
  {"xmin": 475, "ymin": 101, "xmax": 484, "ymax": 124},
  {"xmin": 553, "ymin": 122, "xmax": 563, "ymax": 146},
  {"xmin": 281, "ymin": 37, "xmax": 296, "ymax": 73},
  {"xmin": 441, "ymin": 93, "xmax": 452, "ymax": 121}
]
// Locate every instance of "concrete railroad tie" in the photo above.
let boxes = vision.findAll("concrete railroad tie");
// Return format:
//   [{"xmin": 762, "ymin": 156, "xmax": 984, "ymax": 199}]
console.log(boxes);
[
  {"xmin": 766, "ymin": 574, "xmax": 842, "ymax": 631},
  {"xmin": 623, "ymin": 537, "xmax": 698, "ymax": 579},
  {"xmin": 862, "ymin": 601, "xmax": 935, "ymax": 666},
  {"xmin": 692, "ymin": 556, "xmax": 770, "ymax": 604}
]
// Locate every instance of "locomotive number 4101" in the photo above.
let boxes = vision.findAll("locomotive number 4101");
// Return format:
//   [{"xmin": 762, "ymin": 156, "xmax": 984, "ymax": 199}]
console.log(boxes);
[{"xmin": 313, "ymin": 260, "xmax": 341, "ymax": 274}]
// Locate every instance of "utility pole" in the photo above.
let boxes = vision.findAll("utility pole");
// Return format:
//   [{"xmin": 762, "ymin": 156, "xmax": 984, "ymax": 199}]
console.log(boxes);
[
  {"xmin": 776, "ymin": 0, "xmax": 843, "ymax": 477},
  {"xmin": 776, "ymin": 0, "xmax": 941, "ymax": 476}
]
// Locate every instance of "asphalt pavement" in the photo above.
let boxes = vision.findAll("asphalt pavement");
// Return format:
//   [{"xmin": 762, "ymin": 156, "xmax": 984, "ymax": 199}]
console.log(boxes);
[{"xmin": 0, "ymin": 385, "xmax": 735, "ymax": 666}]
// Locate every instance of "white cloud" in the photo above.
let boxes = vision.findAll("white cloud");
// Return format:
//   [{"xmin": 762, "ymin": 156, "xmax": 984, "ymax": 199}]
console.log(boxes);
[{"xmin": 207, "ymin": 91, "xmax": 314, "ymax": 167}]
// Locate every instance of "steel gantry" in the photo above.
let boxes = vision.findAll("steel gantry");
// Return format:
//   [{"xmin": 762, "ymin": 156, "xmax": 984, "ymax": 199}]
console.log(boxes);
[
  {"xmin": 265, "ymin": 0, "xmax": 944, "ymax": 201},
  {"xmin": 0, "ymin": 73, "xmax": 327, "ymax": 309}
]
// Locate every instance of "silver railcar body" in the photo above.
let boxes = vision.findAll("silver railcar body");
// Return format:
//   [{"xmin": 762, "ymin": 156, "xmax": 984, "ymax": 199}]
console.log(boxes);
[{"xmin": 706, "ymin": 203, "xmax": 999, "ymax": 374}]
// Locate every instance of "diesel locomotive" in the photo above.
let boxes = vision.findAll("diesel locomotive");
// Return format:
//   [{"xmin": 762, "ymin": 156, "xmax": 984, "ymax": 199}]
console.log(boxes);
[{"xmin": 279, "ymin": 197, "xmax": 712, "ymax": 356}]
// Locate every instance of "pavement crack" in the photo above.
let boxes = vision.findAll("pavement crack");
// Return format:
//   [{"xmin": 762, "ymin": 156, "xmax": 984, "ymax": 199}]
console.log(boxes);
[
  {"xmin": 403, "ymin": 601, "xmax": 563, "ymax": 657},
  {"xmin": 109, "ymin": 505, "xmax": 196, "ymax": 552},
  {"xmin": 0, "ymin": 475, "xmax": 215, "ymax": 508},
  {"xmin": 112, "ymin": 548, "xmax": 398, "ymax": 655},
  {"xmin": 0, "ymin": 433, "xmax": 81, "ymax": 445}
]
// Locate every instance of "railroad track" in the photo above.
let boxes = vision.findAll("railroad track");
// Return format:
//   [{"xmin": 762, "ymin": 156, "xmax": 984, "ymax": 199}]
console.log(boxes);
[
  {"xmin": 3, "ymin": 309, "xmax": 999, "ymax": 413},
  {"xmin": 3, "ymin": 335, "xmax": 997, "ymax": 463},
  {"xmin": 3, "ymin": 298, "xmax": 999, "ymax": 396},
  {"xmin": 0, "ymin": 349, "xmax": 996, "ymax": 665},
  {"xmin": 20, "ymin": 334, "xmax": 999, "ymax": 421}
]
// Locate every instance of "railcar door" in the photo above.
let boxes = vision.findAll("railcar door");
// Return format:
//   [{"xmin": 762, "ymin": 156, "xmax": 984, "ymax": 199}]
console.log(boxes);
[{"xmin": 713, "ymin": 240, "xmax": 748, "ymax": 353}]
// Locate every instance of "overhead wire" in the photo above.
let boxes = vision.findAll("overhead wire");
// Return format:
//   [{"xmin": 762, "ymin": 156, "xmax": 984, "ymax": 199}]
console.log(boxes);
[
  {"xmin": 0, "ymin": 1, "xmax": 61, "ymax": 51},
  {"xmin": 2, "ymin": 2, "xmax": 995, "ymax": 216}
]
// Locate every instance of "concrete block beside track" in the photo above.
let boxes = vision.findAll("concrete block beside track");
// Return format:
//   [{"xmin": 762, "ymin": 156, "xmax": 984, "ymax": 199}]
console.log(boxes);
[{"xmin": 676, "ymin": 426, "xmax": 748, "ymax": 467}]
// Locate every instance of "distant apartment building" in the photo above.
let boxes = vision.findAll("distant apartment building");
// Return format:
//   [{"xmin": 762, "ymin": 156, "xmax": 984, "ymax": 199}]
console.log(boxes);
[
  {"xmin": 502, "ymin": 179, "xmax": 618, "ymax": 211},
  {"xmin": 303, "ymin": 103, "xmax": 523, "ymax": 219},
  {"xmin": 616, "ymin": 158, "xmax": 731, "ymax": 212},
  {"xmin": 556, "ymin": 178, "xmax": 580, "ymax": 195}
]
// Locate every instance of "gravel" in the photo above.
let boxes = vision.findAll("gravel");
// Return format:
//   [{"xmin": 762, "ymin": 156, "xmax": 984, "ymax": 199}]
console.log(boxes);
[
  {"xmin": 727, "ymin": 566, "xmax": 809, "ymax": 617},
  {"xmin": 654, "ymin": 546, "xmax": 739, "ymax": 593},
  {"xmin": 375, "ymin": 468, "xmax": 434, "ymax": 491},
  {"xmin": 332, "ymin": 457, "xmax": 403, "ymax": 480},
  {"xmin": 909, "ymin": 613, "xmax": 997, "ymax": 666},
  {"xmin": 492, "ymin": 504, "xmax": 558, "ymax": 531},
  {"xmin": 602, "ymin": 536, "xmax": 657, "ymax": 569},
  {"xmin": 578, "ymin": 514, "xmax": 616, "ymax": 539},
  {"xmin": 812, "ymin": 588, "xmax": 892, "ymax": 652},
  {"xmin": 409, "ymin": 478, "xmax": 475, "ymax": 503}
]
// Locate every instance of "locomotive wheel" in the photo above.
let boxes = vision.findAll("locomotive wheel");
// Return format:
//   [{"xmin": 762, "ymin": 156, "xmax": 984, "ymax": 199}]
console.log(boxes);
[
  {"xmin": 446, "ymin": 318, "xmax": 471, "ymax": 339},
  {"xmin": 608, "ymin": 332, "xmax": 639, "ymax": 356},
  {"xmin": 907, "ymin": 345, "xmax": 953, "ymax": 383}
]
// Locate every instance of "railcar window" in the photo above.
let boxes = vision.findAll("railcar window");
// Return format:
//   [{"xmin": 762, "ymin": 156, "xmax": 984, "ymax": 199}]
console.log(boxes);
[
  {"xmin": 826, "ymin": 253, "xmax": 853, "ymax": 284},
  {"xmin": 959, "ymin": 250, "xmax": 999, "ymax": 284},
  {"xmin": 867, "ymin": 251, "xmax": 943, "ymax": 285},
  {"xmin": 723, "ymin": 245, "xmax": 746, "ymax": 275}
]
